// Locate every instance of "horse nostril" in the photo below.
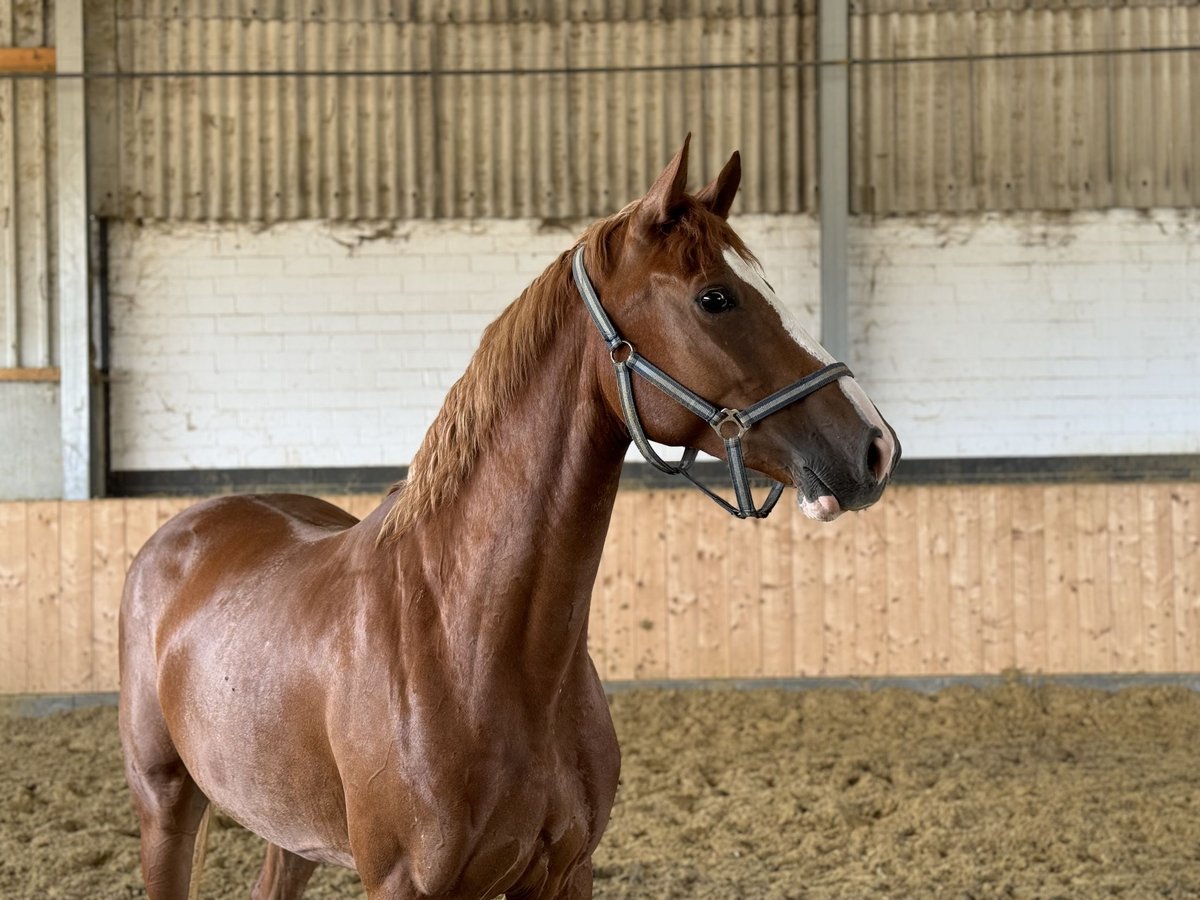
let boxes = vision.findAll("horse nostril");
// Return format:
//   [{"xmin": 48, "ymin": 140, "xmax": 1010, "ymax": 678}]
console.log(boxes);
[{"xmin": 867, "ymin": 432, "xmax": 890, "ymax": 483}]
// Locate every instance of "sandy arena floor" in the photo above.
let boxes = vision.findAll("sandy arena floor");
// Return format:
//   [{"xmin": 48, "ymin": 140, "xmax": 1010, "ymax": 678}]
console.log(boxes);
[{"xmin": 3, "ymin": 682, "xmax": 1200, "ymax": 898}]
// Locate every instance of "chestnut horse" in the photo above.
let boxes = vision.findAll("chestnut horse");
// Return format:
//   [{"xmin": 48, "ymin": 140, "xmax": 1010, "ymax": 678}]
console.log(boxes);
[{"xmin": 119, "ymin": 137, "xmax": 899, "ymax": 900}]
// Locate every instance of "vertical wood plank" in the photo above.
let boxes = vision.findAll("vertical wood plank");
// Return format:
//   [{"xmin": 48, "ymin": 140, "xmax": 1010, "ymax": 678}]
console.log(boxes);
[
  {"xmin": 603, "ymin": 492, "xmax": 637, "ymax": 681},
  {"xmin": 727, "ymin": 514, "xmax": 763, "ymax": 678},
  {"xmin": 822, "ymin": 515, "xmax": 856, "ymax": 676},
  {"xmin": 588, "ymin": 500, "xmax": 616, "ymax": 679},
  {"xmin": 949, "ymin": 486, "xmax": 982, "ymax": 674},
  {"xmin": 91, "ymin": 500, "xmax": 127, "ymax": 692},
  {"xmin": 917, "ymin": 488, "xmax": 953, "ymax": 674},
  {"xmin": 1044, "ymin": 485, "xmax": 1081, "ymax": 673},
  {"xmin": 632, "ymin": 492, "xmax": 667, "ymax": 680},
  {"xmin": 1076, "ymin": 485, "xmax": 1112, "ymax": 673},
  {"xmin": 885, "ymin": 488, "xmax": 920, "ymax": 676},
  {"xmin": 980, "ymin": 486, "xmax": 1015, "ymax": 673},
  {"xmin": 0, "ymin": 504, "xmax": 29, "ymax": 693},
  {"xmin": 155, "ymin": 496, "xmax": 195, "ymax": 530},
  {"xmin": 58, "ymin": 501, "xmax": 94, "ymax": 694},
  {"xmin": 1140, "ymin": 484, "xmax": 1176, "ymax": 672},
  {"xmin": 854, "ymin": 505, "xmax": 887, "ymax": 675},
  {"xmin": 1108, "ymin": 484, "xmax": 1143, "ymax": 672},
  {"xmin": 665, "ymin": 492, "xmax": 700, "ymax": 680},
  {"xmin": 25, "ymin": 502, "xmax": 60, "ymax": 693},
  {"xmin": 696, "ymin": 498, "xmax": 730, "ymax": 678},
  {"xmin": 124, "ymin": 500, "xmax": 161, "ymax": 572},
  {"xmin": 1011, "ymin": 486, "xmax": 1047, "ymax": 673},
  {"xmin": 759, "ymin": 503, "xmax": 794, "ymax": 678},
  {"xmin": 1173, "ymin": 485, "xmax": 1200, "ymax": 671},
  {"xmin": 792, "ymin": 504, "xmax": 826, "ymax": 676}
]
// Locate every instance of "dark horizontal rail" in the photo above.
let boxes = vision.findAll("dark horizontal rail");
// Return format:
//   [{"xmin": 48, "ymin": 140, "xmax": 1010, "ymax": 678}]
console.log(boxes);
[{"xmin": 6, "ymin": 43, "xmax": 1200, "ymax": 81}]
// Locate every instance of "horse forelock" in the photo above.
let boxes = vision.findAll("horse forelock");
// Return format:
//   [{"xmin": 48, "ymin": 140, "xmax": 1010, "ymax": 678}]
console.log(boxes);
[{"xmin": 379, "ymin": 200, "xmax": 748, "ymax": 542}]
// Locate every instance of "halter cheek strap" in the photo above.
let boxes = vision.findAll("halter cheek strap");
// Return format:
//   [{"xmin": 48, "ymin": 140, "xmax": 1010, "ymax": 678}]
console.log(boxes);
[{"xmin": 572, "ymin": 246, "xmax": 852, "ymax": 519}]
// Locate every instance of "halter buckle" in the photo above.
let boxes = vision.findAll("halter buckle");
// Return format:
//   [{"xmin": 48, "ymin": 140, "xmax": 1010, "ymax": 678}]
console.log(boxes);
[
  {"xmin": 712, "ymin": 408, "xmax": 748, "ymax": 440},
  {"xmin": 609, "ymin": 340, "xmax": 634, "ymax": 365}
]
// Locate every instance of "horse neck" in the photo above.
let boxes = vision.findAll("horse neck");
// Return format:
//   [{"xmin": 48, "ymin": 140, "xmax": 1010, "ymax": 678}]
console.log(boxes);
[{"xmin": 400, "ymin": 294, "xmax": 627, "ymax": 697}]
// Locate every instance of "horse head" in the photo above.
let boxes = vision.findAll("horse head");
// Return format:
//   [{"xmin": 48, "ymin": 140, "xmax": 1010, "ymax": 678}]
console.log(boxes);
[{"xmin": 579, "ymin": 136, "xmax": 900, "ymax": 521}]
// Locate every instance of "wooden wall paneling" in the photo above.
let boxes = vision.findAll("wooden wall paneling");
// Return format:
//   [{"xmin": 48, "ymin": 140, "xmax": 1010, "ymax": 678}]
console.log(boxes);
[
  {"xmin": 58, "ymin": 502, "xmax": 95, "ymax": 693},
  {"xmin": 602, "ymin": 491, "xmax": 637, "ymax": 680},
  {"xmin": 25, "ymin": 502, "xmax": 60, "ymax": 693},
  {"xmin": 885, "ymin": 487, "xmax": 920, "ymax": 676},
  {"xmin": 854, "ymin": 503, "xmax": 888, "ymax": 675},
  {"xmin": 664, "ymin": 491, "xmax": 701, "ymax": 680},
  {"xmin": 587, "ymin": 499, "xmax": 615, "ymax": 678},
  {"xmin": 155, "ymin": 496, "xmax": 196, "ymax": 530},
  {"xmin": 1108, "ymin": 484, "xmax": 1143, "ymax": 671},
  {"xmin": 1140, "ymin": 484, "xmax": 1177, "ymax": 672},
  {"xmin": 1172, "ymin": 484, "xmax": 1200, "ymax": 670},
  {"xmin": 0, "ymin": 503, "xmax": 28, "ymax": 693},
  {"xmin": 90, "ymin": 501, "xmax": 126, "ymax": 692},
  {"xmin": 1011, "ymin": 486, "xmax": 1047, "ymax": 673},
  {"xmin": 124, "ymin": 499, "xmax": 160, "ymax": 572},
  {"xmin": 822, "ymin": 514, "xmax": 856, "ymax": 676},
  {"xmin": 1076, "ymin": 485, "xmax": 1112, "ymax": 672},
  {"xmin": 916, "ymin": 487, "xmax": 953, "ymax": 674},
  {"xmin": 1042, "ymin": 485, "xmax": 1080, "ymax": 673},
  {"xmin": 631, "ymin": 491, "xmax": 668, "ymax": 680},
  {"xmin": 696, "ymin": 496, "xmax": 731, "ymax": 678},
  {"xmin": 948, "ymin": 485, "xmax": 983, "ymax": 674},
  {"xmin": 727, "ymin": 513, "xmax": 764, "ymax": 679},
  {"xmin": 792, "ymin": 502, "xmax": 826, "ymax": 676},
  {"xmin": 979, "ymin": 486, "xmax": 1015, "ymax": 673},
  {"xmin": 759, "ymin": 501, "xmax": 794, "ymax": 678}
]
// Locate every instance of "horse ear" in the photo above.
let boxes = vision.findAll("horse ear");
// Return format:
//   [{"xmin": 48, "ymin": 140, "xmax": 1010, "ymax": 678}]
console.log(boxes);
[
  {"xmin": 695, "ymin": 151, "xmax": 741, "ymax": 219},
  {"xmin": 635, "ymin": 134, "xmax": 691, "ymax": 231}
]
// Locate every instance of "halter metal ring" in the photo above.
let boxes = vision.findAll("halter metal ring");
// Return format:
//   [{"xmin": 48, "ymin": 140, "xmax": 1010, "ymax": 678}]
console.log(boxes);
[
  {"xmin": 713, "ymin": 408, "xmax": 748, "ymax": 440},
  {"xmin": 609, "ymin": 340, "xmax": 634, "ymax": 365}
]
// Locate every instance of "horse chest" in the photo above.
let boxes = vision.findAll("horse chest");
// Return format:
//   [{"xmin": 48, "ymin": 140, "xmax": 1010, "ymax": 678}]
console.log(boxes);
[{"xmin": 348, "ymin": 711, "xmax": 617, "ymax": 897}]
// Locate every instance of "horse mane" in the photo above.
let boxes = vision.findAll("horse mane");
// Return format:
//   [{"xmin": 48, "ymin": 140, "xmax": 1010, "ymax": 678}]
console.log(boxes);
[{"xmin": 378, "ymin": 197, "xmax": 750, "ymax": 541}]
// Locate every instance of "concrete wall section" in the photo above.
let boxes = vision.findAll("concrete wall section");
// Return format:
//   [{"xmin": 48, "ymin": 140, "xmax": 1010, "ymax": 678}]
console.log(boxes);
[
  {"xmin": 107, "ymin": 210, "xmax": 1200, "ymax": 472},
  {"xmin": 0, "ymin": 383, "xmax": 61, "ymax": 499}
]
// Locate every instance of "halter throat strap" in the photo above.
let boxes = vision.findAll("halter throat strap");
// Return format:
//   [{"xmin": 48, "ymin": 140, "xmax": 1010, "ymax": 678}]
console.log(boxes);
[{"xmin": 571, "ymin": 245, "xmax": 852, "ymax": 519}]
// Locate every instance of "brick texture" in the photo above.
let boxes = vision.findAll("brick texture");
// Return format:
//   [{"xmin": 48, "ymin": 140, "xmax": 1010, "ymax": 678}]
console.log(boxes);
[{"xmin": 107, "ymin": 211, "xmax": 1200, "ymax": 470}]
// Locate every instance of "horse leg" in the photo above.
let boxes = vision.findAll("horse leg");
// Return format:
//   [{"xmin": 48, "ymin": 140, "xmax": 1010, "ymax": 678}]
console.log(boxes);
[
  {"xmin": 122, "ymin": 744, "xmax": 210, "ymax": 899},
  {"xmin": 251, "ymin": 843, "xmax": 319, "ymax": 899},
  {"xmin": 120, "ymin": 647, "xmax": 210, "ymax": 899},
  {"xmin": 508, "ymin": 857, "xmax": 594, "ymax": 900}
]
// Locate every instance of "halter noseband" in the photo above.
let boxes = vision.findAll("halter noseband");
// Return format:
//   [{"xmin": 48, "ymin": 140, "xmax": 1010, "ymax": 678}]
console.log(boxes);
[{"xmin": 572, "ymin": 246, "xmax": 852, "ymax": 519}]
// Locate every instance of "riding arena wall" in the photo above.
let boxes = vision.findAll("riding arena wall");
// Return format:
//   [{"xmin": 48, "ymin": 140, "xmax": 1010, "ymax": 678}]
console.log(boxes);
[{"xmin": 1, "ymin": 482, "xmax": 1198, "ymax": 694}]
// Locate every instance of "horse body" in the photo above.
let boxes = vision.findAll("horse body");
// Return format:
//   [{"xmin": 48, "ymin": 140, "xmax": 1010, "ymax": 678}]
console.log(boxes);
[
  {"xmin": 121, "ymin": 290, "xmax": 625, "ymax": 898},
  {"xmin": 120, "ymin": 137, "xmax": 898, "ymax": 899}
]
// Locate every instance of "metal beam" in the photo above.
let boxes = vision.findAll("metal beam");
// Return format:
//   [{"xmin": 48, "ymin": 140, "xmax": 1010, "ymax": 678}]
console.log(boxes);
[
  {"xmin": 56, "ymin": 0, "xmax": 94, "ymax": 498},
  {"xmin": 818, "ymin": 0, "xmax": 850, "ymax": 362}
]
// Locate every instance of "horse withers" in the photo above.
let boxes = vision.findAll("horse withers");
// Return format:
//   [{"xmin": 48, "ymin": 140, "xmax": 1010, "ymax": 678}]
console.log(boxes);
[{"xmin": 119, "ymin": 136, "xmax": 899, "ymax": 900}]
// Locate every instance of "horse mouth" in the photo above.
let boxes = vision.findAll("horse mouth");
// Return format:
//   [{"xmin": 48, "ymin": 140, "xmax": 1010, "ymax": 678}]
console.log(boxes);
[{"xmin": 795, "ymin": 467, "xmax": 843, "ymax": 522}]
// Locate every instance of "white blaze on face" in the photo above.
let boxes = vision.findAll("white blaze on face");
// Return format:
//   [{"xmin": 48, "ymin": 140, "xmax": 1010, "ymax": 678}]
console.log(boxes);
[{"xmin": 722, "ymin": 248, "xmax": 897, "ymax": 520}]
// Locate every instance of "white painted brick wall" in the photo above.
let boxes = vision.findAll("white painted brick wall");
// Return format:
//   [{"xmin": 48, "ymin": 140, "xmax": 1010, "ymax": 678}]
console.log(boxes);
[{"xmin": 108, "ymin": 211, "xmax": 1200, "ymax": 471}]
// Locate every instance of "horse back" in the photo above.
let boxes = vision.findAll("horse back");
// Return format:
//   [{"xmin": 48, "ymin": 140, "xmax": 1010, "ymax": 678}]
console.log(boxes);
[{"xmin": 122, "ymin": 492, "xmax": 365, "ymax": 637}]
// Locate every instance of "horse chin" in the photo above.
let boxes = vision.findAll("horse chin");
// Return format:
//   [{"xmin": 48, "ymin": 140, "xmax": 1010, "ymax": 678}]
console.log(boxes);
[{"xmin": 799, "ymin": 492, "xmax": 843, "ymax": 522}]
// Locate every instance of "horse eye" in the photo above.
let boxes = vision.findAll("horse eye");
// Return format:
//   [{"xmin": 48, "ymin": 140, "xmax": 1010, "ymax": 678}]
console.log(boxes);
[{"xmin": 697, "ymin": 287, "xmax": 735, "ymax": 314}]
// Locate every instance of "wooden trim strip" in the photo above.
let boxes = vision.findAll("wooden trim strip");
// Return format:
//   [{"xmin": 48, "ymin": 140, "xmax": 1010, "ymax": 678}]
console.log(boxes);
[
  {"xmin": 0, "ymin": 367, "xmax": 60, "ymax": 382},
  {"xmin": 0, "ymin": 48, "xmax": 56, "ymax": 74}
]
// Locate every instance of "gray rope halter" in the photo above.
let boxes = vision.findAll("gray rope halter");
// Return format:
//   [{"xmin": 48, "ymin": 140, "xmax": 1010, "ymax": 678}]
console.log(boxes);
[{"xmin": 572, "ymin": 246, "xmax": 852, "ymax": 519}]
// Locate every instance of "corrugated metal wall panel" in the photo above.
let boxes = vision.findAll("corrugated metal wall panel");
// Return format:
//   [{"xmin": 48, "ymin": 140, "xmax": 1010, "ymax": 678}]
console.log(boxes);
[
  {"xmin": 851, "ymin": 3, "xmax": 1200, "ymax": 212},
  {"xmin": 84, "ymin": 1, "xmax": 1198, "ymax": 221},
  {"xmin": 0, "ymin": 0, "xmax": 56, "ymax": 368},
  {"xmin": 88, "ymin": 1, "xmax": 816, "ymax": 221}
]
